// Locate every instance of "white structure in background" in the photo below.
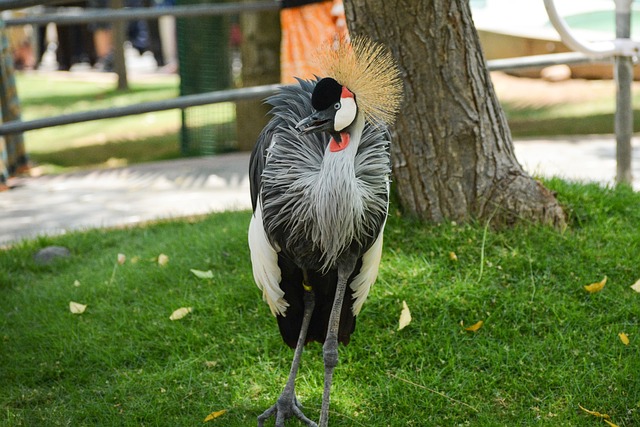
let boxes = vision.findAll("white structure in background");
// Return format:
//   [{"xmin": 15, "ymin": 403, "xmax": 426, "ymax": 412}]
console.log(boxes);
[
  {"xmin": 472, "ymin": 0, "xmax": 639, "ymax": 41},
  {"xmin": 544, "ymin": 0, "xmax": 639, "ymax": 185},
  {"xmin": 473, "ymin": 0, "xmax": 639, "ymax": 187}
]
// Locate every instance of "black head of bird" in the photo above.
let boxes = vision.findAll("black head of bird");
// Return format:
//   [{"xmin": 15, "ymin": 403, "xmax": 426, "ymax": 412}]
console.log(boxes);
[
  {"xmin": 249, "ymin": 36, "xmax": 403, "ymax": 427},
  {"xmin": 296, "ymin": 77, "xmax": 358, "ymax": 149}
]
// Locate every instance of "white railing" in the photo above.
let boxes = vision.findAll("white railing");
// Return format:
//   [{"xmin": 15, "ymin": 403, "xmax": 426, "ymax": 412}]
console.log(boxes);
[{"xmin": 543, "ymin": 0, "xmax": 638, "ymax": 185}]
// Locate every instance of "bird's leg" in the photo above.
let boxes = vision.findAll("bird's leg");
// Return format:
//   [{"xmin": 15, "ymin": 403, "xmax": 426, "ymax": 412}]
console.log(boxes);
[
  {"xmin": 319, "ymin": 258, "xmax": 356, "ymax": 427},
  {"xmin": 258, "ymin": 288, "xmax": 318, "ymax": 427}
]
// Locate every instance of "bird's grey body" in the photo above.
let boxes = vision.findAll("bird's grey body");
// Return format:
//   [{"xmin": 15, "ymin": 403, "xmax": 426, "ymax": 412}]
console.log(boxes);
[
  {"xmin": 253, "ymin": 79, "xmax": 390, "ymax": 270},
  {"xmin": 249, "ymin": 75, "xmax": 395, "ymax": 427},
  {"xmin": 250, "ymin": 79, "xmax": 391, "ymax": 327}
]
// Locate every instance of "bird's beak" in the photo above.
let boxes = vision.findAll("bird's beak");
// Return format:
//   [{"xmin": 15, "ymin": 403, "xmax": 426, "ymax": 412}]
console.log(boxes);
[{"xmin": 295, "ymin": 108, "xmax": 335, "ymax": 134}]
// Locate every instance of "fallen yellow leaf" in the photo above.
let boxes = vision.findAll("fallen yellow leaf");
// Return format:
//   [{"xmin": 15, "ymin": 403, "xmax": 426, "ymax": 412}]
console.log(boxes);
[
  {"xmin": 465, "ymin": 320, "xmax": 484, "ymax": 332},
  {"xmin": 630, "ymin": 278, "xmax": 640, "ymax": 293},
  {"xmin": 618, "ymin": 332, "xmax": 630, "ymax": 345},
  {"xmin": 191, "ymin": 269, "xmax": 214, "ymax": 279},
  {"xmin": 604, "ymin": 419, "xmax": 620, "ymax": 427},
  {"xmin": 69, "ymin": 301, "xmax": 87, "ymax": 314},
  {"xmin": 158, "ymin": 253, "xmax": 169, "ymax": 266},
  {"xmin": 398, "ymin": 300, "xmax": 412, "ymax": 331},
  {"xmin": 449, "ymin": 252, "xmax": 458, "ymax": 261},
  {"xmin": 584, "ymin": 276, "xmax": 607, "ymax": 293},
  {"xmin": 578, "ymin": 404, "xmax": 610, "ymax": 419},
  {"xmin": 204, "ymin": 409, "xmax": 227, "ymax": 422},
  {"xmin": 169, "ymin": 307, "xmax": 192, "ymax": 321}
]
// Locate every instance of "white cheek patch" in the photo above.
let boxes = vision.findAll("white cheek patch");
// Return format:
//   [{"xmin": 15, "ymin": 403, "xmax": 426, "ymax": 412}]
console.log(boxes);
[{"xmin": 334, "ymin": 97, "xmax": 357, "ymax": 132}]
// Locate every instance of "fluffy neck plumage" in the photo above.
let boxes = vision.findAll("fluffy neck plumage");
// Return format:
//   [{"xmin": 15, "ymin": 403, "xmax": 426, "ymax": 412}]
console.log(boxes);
[{"xmin": 310, "ymin": 113, "xmax": 366, "ymax": 270}]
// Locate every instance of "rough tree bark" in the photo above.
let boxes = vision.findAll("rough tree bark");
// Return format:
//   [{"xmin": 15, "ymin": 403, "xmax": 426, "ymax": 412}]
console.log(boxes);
[
  {"xmin": 345, "ymin": 0, "xmax": 566, "ymax": 227},
  {"xmin": 236, "ymin": 6, "xmax": 280, "ymax": 151}
]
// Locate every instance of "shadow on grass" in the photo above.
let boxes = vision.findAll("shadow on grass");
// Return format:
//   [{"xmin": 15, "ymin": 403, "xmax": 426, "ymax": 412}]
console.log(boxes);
[
  {"xmin": 29, "ymin": 133, "xmax": 184, "ymax": 170},
  {"xmin": 29, "ymin": 120, "xmax": 241, "ymax": 171},
  {"xmin": 21, "ymin": 83, "xmax": 178, "ymax": 111}
]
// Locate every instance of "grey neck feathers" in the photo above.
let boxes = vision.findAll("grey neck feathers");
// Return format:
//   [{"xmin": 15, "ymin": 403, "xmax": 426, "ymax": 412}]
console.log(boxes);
[{"xmin": 309, "ymin": 113, "xmax": 367, "ymax": 270}]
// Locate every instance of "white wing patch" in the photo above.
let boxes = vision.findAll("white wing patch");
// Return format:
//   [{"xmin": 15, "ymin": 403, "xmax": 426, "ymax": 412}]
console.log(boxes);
[
  {"xmin": 350, "ymin": 221, "xmax": 386, "ymax": 316},
  {"xmin": 248, "ymin": 199, "xmax": 288, "ymax": 316}
]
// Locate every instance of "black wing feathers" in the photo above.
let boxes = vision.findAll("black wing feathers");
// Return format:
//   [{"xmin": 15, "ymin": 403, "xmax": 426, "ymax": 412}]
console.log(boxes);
[{"xmin": 276, "ymin": 253, "xmax": 360, "ymax": 349}]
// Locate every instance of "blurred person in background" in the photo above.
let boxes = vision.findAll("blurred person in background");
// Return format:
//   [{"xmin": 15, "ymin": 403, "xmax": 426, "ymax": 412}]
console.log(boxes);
[
  {"xmin": 153, "ymin": 0, "xmax": 177, "ymax": 73},
  {"xmin": 89, "ymin": 0, "xmax": 153, "ymax": 71}
]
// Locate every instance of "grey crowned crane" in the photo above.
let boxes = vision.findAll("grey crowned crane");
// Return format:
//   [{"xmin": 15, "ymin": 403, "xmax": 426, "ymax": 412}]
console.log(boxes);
[{"xmin": 248, "ymin": 37, "xmax": 403, "ymax": 427}]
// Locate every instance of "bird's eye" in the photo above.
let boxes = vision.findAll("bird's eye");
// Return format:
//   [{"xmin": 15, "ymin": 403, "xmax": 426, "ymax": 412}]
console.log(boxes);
[{"xmin": 334, "ymin": 102, "xmax": 341, "ymax": 110}]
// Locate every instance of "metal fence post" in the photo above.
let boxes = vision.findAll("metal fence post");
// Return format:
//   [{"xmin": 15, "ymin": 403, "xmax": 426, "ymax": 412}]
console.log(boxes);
[
  {"xmin": 614, "ymin": 0, "xmax": 633, "ymax": 186},
  {"xmin": 112, "ymin": 0, "xmax": 129, "ymax": 90}
]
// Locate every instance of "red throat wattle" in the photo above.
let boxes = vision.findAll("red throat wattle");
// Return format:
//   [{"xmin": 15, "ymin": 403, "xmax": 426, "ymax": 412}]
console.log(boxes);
[{"xmin": 329, "ymin": 132, "xmax": 351, "ymax": 152}]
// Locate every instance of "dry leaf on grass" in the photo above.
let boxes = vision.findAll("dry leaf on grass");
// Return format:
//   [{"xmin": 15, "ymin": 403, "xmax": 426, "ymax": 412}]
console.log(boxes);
[
  {"xmin": 69, "ymin": 301, "xmax": 87, "ymax": 314},
  {"xmin": 464, "ymin": 320, "xmax": 484, "ymax": 332},
  {"xmin": 630, "ymin": 279, "xmax": 640, "ymax": 293},
  {"xmin": 191, "ymin": 269, "xmax": 214, "ymax": 279},
  {"xmin": 449, "ymin": 252, "xmax": 458, "ymax": 261},
  {"xmin": 578, "ymin": 404, "xmax": 620, "ymax": 426},
  {"xmin": 169, "ymin": 307, "xmax": 192, "ymax": 321},
  {"xmin": 158, "ymin": 254, "xmax": 169, "ymax": 266},
  {"xmin": 204, "ymin": 409, "xmax": 227, "ymax": 422},
  {"xmin": 578, "ymin": 404, "xmax": 610, "ymax": 419},
  {"xmin": 618, "ymin": 332, "xmax": 630, "ymax": 345},
  {"xmin": 398, "ymin": 300, "xmax": 412, "ymax": 330},
  {"xmin": 584, "ymin": 276, "xmax": 607, "ymax": 293}
]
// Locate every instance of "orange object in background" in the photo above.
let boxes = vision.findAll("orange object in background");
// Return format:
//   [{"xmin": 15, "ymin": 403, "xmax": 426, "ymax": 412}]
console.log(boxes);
[{"xmin": 280, "ymin": 0, "xmax": 347, "ymax": 84}]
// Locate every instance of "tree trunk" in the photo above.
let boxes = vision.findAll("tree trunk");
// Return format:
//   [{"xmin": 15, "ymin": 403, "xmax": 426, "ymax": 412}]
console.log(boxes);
[
  {"xmin": 345, "ymin": 0, "xmax": 566, "ymax": 227},
  {"xmin": 236, "ymin": 6, "xmax": 281, "ymax": 151}
]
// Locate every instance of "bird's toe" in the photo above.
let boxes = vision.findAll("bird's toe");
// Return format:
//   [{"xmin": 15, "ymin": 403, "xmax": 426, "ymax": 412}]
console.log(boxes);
[{"xmin": 257, "ymin": 393, "xmax": 317, "ymax": 427}]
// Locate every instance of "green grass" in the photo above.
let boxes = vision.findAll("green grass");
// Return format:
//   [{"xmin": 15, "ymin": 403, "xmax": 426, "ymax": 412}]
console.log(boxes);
[
  {"xmin": 16, "ymin": 73, "xmax": 240, "ymax": 172},
  {"xmin": 502, "ymin": 92, "xmax": 640, "ymax": 137},
  {"xmin": 16, "ymin": 73, "xmax": 183, "ymax": 171},
  {"xmin": 2, "ymin": 180, "xmax": 639, "ymax": 426}
]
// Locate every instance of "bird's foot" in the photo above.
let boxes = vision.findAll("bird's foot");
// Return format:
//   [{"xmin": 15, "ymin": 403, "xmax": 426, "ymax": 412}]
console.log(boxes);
[{"xmin": 257, "ymin": 394, "xmax": 317, "ymax": 427}]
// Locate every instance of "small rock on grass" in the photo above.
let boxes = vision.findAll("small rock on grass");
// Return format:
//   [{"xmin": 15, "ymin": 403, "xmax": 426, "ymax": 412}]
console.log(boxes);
[{"xmin": 34, "ymin": 246, "xmax": 71, "ymax": 265}]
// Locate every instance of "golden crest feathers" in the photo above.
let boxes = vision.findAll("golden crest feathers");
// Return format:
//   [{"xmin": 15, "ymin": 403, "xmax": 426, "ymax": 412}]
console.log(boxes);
[{"xmin": 316, "ymin": 36, "xmax": 403, "ymax": 126}]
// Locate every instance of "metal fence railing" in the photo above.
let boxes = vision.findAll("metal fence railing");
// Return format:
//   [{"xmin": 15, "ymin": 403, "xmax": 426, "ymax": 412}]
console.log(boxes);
[
  {"xmin": 0, "ymin": 1, "xmax": 609, "ymax": 137},
  {"xmin": 0, "ymin": 51, "xmax": 608, "ymax": 137},
  {"xmin": 0, "ymin": 84, "xmax": 281, "ymax": 136},
  {"xmin": 2, "ymin": 2, "xmax": 279, "ymax": 26}
]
